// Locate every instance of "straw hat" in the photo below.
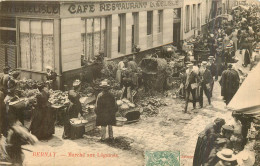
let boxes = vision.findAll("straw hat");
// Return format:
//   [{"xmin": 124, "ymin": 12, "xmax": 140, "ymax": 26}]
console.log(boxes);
[
  {"xmin": 187, "ymin": 63, "xmax": 193, "ymax": 67},
  {"xmin": 99, "ymin": 80, "xmax": 110, "ymax": 88},
  {"xmin": 208, "ymin": 56, "xmax": 214, "ymax": 60},
  {"xmin": 201, "ymin": 61, "xmax": 208, "ymax": 66},
  {"xmin": 236, "ymin": 150, "xmax": 255, "ymax": 166},
  {"xmin": 217, "ymin": 149, "xmax": 237, "ymax": 161}
]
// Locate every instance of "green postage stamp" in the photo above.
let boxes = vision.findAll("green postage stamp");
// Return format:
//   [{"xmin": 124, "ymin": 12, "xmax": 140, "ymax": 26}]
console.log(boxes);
[{"xmin": 145, "ymin": 151, "xmax": 180, "ymax": 166}]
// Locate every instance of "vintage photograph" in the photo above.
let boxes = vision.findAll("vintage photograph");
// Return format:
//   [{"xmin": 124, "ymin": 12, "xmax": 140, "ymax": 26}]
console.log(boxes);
[{"xmin": 0, "ymin": 0, "xmax": 260, "ymax": 165}]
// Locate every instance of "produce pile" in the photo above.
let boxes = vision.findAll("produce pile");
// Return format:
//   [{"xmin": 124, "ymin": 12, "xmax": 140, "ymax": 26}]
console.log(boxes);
[
  {"xmin": 18, "ymin": 79, "xmax": 40, "ymax": 90},
  {"xmin": 117, "ymin": 98, "xmax": 136, "ymax": 110},
  {"xmin": 21, "ymin": 89, "xmax": 40, "ymax": 98},
  {"xmin": 137, "ymin": 97, "xmax": 167, "ymax": 117},
  {"xmin": 48, "ymin": 90, "xmax": 69, "ymax": 107}
]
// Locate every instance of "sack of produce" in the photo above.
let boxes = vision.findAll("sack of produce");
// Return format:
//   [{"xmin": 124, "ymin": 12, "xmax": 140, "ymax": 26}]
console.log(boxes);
[
  {"xmin": 116, "ymin": 100, "xmax": 123, "ymax": 106},
  {"xmin": 120, "ymin": 103, "xmax": 129, "ymax": 110}
]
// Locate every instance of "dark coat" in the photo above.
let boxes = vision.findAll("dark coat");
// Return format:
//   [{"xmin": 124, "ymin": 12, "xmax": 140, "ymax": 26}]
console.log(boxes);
[
  {"xmin": 185, "ymin": 71, "xmax": 200, "ymax": 89},
  {"xmin": 199, "ymin": 69, "xmax": 213, "ymax": 85},
  {"xmin": 193, "ymin": 123, "xmax": 221, "ymax": 166},
  {"xmin": 63, "ymin": 90, "xmax": 83, "ymax": 139},
  {"xmin": 220, "ymin": 69, "xmax": 240, "ymax": 102},
  {"xmin": 95, "ymin": 91, "xmax": 118, "ymax": 126},
  {"xmin": 208, "ymin": 63, "xmax": 217, "ymax": 77},
  {"xmin": 30, "ymin": 89, "xmax": 55, "ymax": 139}
]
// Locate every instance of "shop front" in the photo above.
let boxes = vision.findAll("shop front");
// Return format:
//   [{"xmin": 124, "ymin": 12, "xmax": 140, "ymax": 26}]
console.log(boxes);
[{"xmin": 0, "ymin": 0, "xmax": 183, "ymax": 89}]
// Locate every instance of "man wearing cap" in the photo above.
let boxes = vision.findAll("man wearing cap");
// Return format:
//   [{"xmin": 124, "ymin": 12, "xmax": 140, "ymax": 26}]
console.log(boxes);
[
  {"xmin": 199, "ymin": 61, "xmax": 213, "ymax": 108},
  {"xmin": 220, "ymin": 125, "xmax": 234, "ymax": 149},
  {"xmin": 207, "ymin": 56, "xmax": 217, "ymax": 92},
  {"xmin": 193, "ymin": 118, "xmax": 226, "ymax": 166},
  {"xmin": 95, "ymin": 81, "xmax": 118, "ymax": 141},
  {"xmin": 184, "ymin": 63, "xmax": 200, "ymax": 113}
]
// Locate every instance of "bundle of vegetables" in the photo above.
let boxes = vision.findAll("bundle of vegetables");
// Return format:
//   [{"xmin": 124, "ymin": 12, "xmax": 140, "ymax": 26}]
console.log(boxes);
[
  {"xmin": 48, "ymin": 90, "xmax": 69, "ymax": 106},
  {"xmin": 137, "ymin": 97, "xmax": 167, "ymax": 117},
  {"xmin": 21, "ymin": 89, "xmax": 39, "ymax": 97},
  {"xmin": 117, "ymin": 99, "xmax": 136, "ymax": 111},
  {"xmin": 18, "ymin": 79, "xmax": 40, "ymax": 90}
]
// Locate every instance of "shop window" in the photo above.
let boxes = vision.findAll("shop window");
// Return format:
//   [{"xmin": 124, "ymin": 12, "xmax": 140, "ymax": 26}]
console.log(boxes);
[
  {"xmin": 118, "ymin": 14, "xmax": 126, "ymax": 54},
  {"xmin": 19, "ymin": 19, "xmax": 54, "ymax": 71},
  {"xmin": 147, "ymin": 11, "xmax": 153, "ymax": 35},
  {"xmin": 81, "ymin": 17, "xmax": 106, "ymax": 61},
  {"xmin": 192, "ymin": 4, "xmax": 196, "ymax": 29},
  {"xmin": 197, "ymin": 4, "xmax": 201, "ymax": 28},
  {"xmin": 185, "ymin": 5, "xmax": 190, "ymax": 32},
  {"xmin": 158, "ymin": 10, "xmax": 163, "ymax": 33},
  {"xmin": 132, "ymin": 12, "xmax": 139, "ymax": 52}
]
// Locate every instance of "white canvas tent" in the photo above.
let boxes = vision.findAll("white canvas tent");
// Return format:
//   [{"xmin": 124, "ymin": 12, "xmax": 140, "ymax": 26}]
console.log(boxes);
[{"xmin": 228, "ymin": 62, "xmax": 260, "ymax": 118}]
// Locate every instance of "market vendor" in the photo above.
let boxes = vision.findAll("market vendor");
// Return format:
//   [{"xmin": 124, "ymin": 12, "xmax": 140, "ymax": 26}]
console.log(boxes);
[
  {"xmin": 0, "ymin": 66, "xmax": 11, "ymax": 95},
  {"xmin": 95, "ymin": 81, "xmax": 118, "ymax": 142},
  {"xmin": 193, "ymin": 118, "xmax": 226, "ymax": 166},
  {"xmin": 215, "ymin": 149, "xmax": 237, "ymax": 166},
  {"xmin": 72, "ymin": 79, "xmax": 81, "ymax": 93},
  {"xmin": 206, "ymin": 138, "xmax": 228, "ymax": 166},
  {"xmin": 46, "ymin": 66, "xmax": 57, "ymax": 90},
  {"xmin": 127, "ymin": 55, "xmax": 139, "ymax": 88},
  {"xmin": 62, "ymin": 90, "xmax": 84, "ymax": 140},
  {"xmin": 30, "ymin": 83, "xmax": 55, "ymax": 140},
  {"xmin": 121, "ymin": 69, "xmax": 134, "ymax": 102},
  {"xmin": 116, "ymin": 58, "xmax": 128, "ymax": 86},
  {"xmin": 230, "ymin": 112, "xmax": 244, "ymax": 152}
]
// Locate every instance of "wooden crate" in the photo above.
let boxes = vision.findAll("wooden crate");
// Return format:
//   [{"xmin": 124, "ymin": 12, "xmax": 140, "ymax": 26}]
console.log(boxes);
[{"xmin": 85, "ymin": 120, "xmax": 96, "ymax": 132}]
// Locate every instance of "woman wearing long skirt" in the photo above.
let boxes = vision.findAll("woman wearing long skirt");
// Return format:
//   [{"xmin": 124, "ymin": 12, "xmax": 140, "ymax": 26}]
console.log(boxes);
[
  {"xmin": 62, "ymin": 90, "xmax": 84, "ymax": 139},
  {"xmin": 30, "ymin": 83, "xmax": 55, "ymax": 140}
]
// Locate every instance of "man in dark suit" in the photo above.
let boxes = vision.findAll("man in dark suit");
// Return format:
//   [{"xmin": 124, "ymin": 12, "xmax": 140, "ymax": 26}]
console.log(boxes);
[
  {"xmin": 184, "ymin": 63, "xmax": 200, "ymax": 113},
  {"xmin": 199, "ymin": 61, "xmax": 213, "ymax": 108},
  {"xmin": 207, "ymin": 56, "xmax": 217, "ymax": 97}
]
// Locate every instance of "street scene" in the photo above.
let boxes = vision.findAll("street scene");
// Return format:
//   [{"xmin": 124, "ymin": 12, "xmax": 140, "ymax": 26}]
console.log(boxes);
[{"xmin": 0, "ymin": 0, "xmax": 260, "ymax": 166}]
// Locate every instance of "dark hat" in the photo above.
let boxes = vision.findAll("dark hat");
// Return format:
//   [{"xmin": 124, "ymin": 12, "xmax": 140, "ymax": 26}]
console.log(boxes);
[
  {"xmin": 11, "ymin": 70, "xmax": 21, "ymax": 79},
  {"xmin": 216, "ymin": 138, "xmax": 227, "ymax": 145},
  {"xmin": 228, "ymin": 63, "xmax": 233, "ymax": 68},
  {"xmin": 222, "ymin": 125, "xmax": 234, "ymax": 132},
  {"xmin": 214, "ymin": 118, "xmax": 226, "ymax": 126}
]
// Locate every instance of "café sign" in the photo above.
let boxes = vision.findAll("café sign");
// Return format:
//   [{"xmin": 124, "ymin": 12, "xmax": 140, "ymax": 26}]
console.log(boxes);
[
  {"xmin": 64, "ymin": 0, "xmax": 180, "ymax": 16},
  {"xmin": 0, "ymin": 2, "xmax": 59, "ymax": 16}
]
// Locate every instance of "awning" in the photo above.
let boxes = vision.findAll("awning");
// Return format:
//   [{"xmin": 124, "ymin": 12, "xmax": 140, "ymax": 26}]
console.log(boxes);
[{"xmin": 228, "ymin": 62, "xmax": 260, "ymax": 117}]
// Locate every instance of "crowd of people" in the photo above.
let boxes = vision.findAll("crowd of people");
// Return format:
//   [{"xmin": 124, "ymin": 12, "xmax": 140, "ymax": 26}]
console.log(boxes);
[{"xmin": 0, "ymin": 3, "xmax": 259, "ymax": 166}]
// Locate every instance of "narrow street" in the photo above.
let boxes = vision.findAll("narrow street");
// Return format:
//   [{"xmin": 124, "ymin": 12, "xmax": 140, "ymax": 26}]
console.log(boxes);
[{"xmin": 23, "ymin": 80, "xmax": 233, "ymax": 166}]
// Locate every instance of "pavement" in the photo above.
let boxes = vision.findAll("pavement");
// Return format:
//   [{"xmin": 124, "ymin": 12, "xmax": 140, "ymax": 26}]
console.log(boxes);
[{"xmin": 23, "ymin": 80, "xmax": 233, "ymax": 166}]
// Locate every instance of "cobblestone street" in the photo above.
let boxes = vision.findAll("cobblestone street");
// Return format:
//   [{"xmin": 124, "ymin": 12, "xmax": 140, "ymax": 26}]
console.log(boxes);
[{"xmin": 23, "ymin": 80, "xmax": 233, "ymax": 166}]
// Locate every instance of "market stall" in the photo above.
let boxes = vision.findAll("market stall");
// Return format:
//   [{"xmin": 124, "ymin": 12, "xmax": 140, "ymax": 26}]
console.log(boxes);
[{"xmin": 228, "ymin": 61, "xmax": 260, "ymax": 166}]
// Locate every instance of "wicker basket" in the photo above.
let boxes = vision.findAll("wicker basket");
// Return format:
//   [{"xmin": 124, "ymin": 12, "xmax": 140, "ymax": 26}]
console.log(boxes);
[
  {"xmin": 9, "ymin": 99, "xmax": 26, "ymax": 109},
  {"xmin": 116, "ymin": 117, "xmax": 127, "ymax": 127},
  {"xmin": 70, "ymin": 118, "xmax": 88, "ymax": 127}
]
